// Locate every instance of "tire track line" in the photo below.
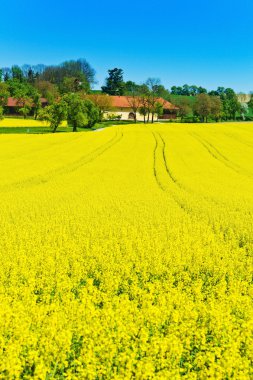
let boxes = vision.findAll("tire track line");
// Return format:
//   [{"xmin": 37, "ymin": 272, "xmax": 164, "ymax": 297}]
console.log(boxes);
[{"xmin": 1, "ymin": 129, "xmax": 124, "ymax": 192}]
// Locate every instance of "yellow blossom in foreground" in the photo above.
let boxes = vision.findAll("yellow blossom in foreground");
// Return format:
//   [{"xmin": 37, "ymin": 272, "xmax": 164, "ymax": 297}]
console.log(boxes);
[{"xmin": 0, "ymin": 122, "xmax": 253, "ymax": 378}]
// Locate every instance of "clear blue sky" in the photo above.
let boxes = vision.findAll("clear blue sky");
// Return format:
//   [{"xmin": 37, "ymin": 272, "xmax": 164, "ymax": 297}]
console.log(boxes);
[{"xmin": 0, "ymin": 0, "xmax": 252, "ymax": 92}]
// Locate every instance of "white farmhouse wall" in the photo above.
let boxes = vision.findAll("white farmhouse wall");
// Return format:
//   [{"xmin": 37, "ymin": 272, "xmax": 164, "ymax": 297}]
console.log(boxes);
[{"xmin": 105, "ymin": 111, "xmax": 158, "ymax": 121}]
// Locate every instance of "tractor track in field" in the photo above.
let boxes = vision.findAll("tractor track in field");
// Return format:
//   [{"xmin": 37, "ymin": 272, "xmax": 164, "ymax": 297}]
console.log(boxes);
[
  {"xmin": 1, "ymin": 129, "xmax": 124, "ymax": 192},
  {"xmin": 0, "ymin": 133, "xmax": 85, "ymax": 163},
  {"xmin": 190, "ymin": 132, "xmax": 253, "ymax": 178},
  {"xmin": 152, "ymin": 131, "xmax": 188, "ymax": 212},
  {"xmin": 152, "ymin": 130, "xmax": 228, "ymax": 213},
  {"xmin": 157, "ymin": 132, "xmax": 178, "ymax": 184},
  {"xmin": 224, "ymin": 132, "xmax": 253, "ymax": 149},
  {"xmin": 152, "ymin": 130, "xmax": 163, "ymax": 191},
  {"xmin": 152, "ymin": 130, "xmax": 250, "ymax": 248},
  {"xmin": 190, "ymin": 132, "xmax": 238, "ymax": 171}
]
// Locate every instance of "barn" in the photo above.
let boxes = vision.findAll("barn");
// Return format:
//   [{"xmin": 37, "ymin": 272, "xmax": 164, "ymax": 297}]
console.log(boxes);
[
  {"xmin": 106, "ymin": 96, "xmax": 178, "ymax": 121},
  {"xmin": 5, "ymin": 97, "xmax": 48, "ymax": 115}
]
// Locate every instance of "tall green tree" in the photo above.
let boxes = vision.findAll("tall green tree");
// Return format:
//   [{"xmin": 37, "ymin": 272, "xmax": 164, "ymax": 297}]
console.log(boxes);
[
  {"xmin": 31, "ymin": 90, "xmax": 42, "ymax": 120},
  {"xmin": 175, "ymin": 97, "xmax": 192, "ymax": 121},
  {"xmin": 34, "ymin": 80, "xmax": 59, "ymax": 103},
  {"xmin": 221, "ymin": 88, "xmax": 240, "ymax": 120},
  {"xmin": 83, "ymin": 99, "xmax": 100, "ymax": 128},
  {"xmin": 193, "ymin": 94, "xmax": 211, "ymax": 122},
  {"xmin": 64, "ymin": 93, "xmax": 88, "ymax": 131},
  {"xmin": 38, "ymin": 100, "xmax": 67, "ymax": 133},
  {"xmin": 39, "ymin": 59, "xmax": 95, "ymax": 92},
  {"xmin": 101, "ymin": 68, "xmax": 125, "ymax": 95},
  {"xmin": 210, "ymin": 96, "xmax": 222, "ymax": 121},
  {"xmin": 0, "ymin": 82, "xmax": 10, "ymax": 107}
]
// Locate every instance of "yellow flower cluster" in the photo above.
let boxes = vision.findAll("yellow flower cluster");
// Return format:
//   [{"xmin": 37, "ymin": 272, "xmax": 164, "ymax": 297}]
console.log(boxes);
[
  {"xmin": 0, "ymin": 118, "xmax": 67, "ymax": 128},
  {"xmin": 0, "ymin": 122, "xmax": 252, "ymax": 379}
]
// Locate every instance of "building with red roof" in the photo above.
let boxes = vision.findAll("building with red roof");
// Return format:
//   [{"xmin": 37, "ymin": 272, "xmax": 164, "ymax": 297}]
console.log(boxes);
[
  {"xmin": 106, "ymin": 96, "xmax": 178, "ymax": 121},
  {"xmin": 5, "ymin": 97, "xmax": 48, "ymax": 114}
]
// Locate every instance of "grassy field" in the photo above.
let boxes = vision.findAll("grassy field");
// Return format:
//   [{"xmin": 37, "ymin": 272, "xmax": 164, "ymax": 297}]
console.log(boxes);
[{"xmin": 0, "ymin": 123, "xmax": 253, "ymax": 378}]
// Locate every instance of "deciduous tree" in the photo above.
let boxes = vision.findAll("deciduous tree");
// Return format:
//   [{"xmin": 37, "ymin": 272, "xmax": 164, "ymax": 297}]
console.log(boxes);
[
  {"xmin": 193, "ymin": 94, "xmax": 211, "ymax": 122},
  {"xmin": 38, "ymin": 100, "xmax": 67, "ymax": 133}
]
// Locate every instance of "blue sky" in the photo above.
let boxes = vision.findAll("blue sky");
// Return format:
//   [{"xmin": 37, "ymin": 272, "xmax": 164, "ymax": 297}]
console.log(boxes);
[{"xmin": 0, "ymin": 0, "xmax": 252, "ymax": 92}]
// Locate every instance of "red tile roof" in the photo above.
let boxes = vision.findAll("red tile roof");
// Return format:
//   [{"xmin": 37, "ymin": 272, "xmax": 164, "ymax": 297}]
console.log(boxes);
[
  {"xmin": 7, "ymin": 97, "xmax": 48, "ymax": 107},
  {"xmin": 110, "ymin": 96, "xmax": 178, "ymax": 110}
]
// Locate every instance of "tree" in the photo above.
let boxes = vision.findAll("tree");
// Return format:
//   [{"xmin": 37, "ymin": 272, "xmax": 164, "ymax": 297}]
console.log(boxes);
[
  {"xmin": 139, "ymin": 105, "xmax": 148, "ymax": 123},
  {"xmin": 198, "ymin": 86, "xmax": 207, "ymax": 94},
  {"xmin": 139, "ymin": 87, "xmax": 150, "ymax": 124},
  {"xmin": 182, "ymin": 84, "xmax": 190, "ymax": 96},
  {"xmin": 124, "ymin": 81, "xmax": 138, "ymax": 95},
  {"xmin": 221, "ymin": 88, "xmax": 240, "ymax": 120},
  {"xmin": 31, "ymin": 90, "xmax": 42, "ymax": 120},
  {"xmin": 248, "ymin": 94, "xmax": 253, "ymax": 108},
  {"xmin": 210, "ymin": 96, "xmax": 222, "ymax": 121},
  {"xmin": 153, "ymin": 102, "xmax": 163, "ymax": 120},
  {"xmin": 38, "ymin": 101, "xmax": 67, "ymax": 133},
  {"xmin": 217, "ymin": 87, "xmax": 226, "ymax": 96},
  {"xmin": 208, "ymin": 90, "xmax": 219, "ymax": 96},
  {"xmin": 27, "ymin": 68, "xmax": 36, "ymax": 84},
  {"xmin": 189, "ymin": 85, "xmax": 199, "ymax": 96},
  {"xmin": 60, "ymin": 76, "xmax": 89, "ymax": 94},
  {"xmin": 64, "ymin": 93, "xmax": 89, "ymax": 132},
  {"xmin": 11, "ymin": 65, "xmax": 24, "ymax": 82},
  {"xmin": 34, "ymin": 80, "xmax": 59, "ymax": 103},
  {"xmin": 193, "ymin": 94, "xmax": 211, "ymax": 122},
  {"xmin": 83, "ymin": 99, "xmax": 100, "ymax": 128},
  {"xmin": 101, "ymin": 68, "xmax": 125, "ymax": 95},
  {"xmin": 145, "ymin": 78, "xmax": 162, "ymax": 123},
  {"xmin": 170, "ymin": 85, "xmax": 207, "ymax": 96},
  {"xmin": 39, "ymin": 59, "xmax": 95, "ymax": 91},
  {"xmin": 12, "ymin": 87, "xmax": 33, "ymax": 118},
  {"xmin": 125, "ymin": 82, "xmax": 142, "ymax": 122},
  {"xmin": 0, "ymin": 82, "xmax": 10, "ymax": 107},
  {"xmin": 14, "ymin": 89, "xmax": 32, "ymax": 108},
  {"xmin": 171, "ymin": 86, "xmax": 183, "ymax": 95},
  {"xmin": 175, "ymin": 97, "xmax": 192, "ymax": 121},
  {"xmin": 240, "ymin": 103, "xmax": 248, "ymax": 120},
  {"xmin": 19, "ymin": 105, "xmax": 31, "ymax": 119},
  {"xmin": 84, "ymin": 94, "xmax": 112, "ymax": 121},
  {"xmin": 0, "ymin": 106, "xmax": 4, "ymax": 120}
]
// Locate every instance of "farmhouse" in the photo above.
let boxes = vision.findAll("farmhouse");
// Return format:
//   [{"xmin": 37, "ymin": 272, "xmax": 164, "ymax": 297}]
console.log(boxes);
[
  {"xmin": 106, "ymin": 96, "xmax": 178, "ymax": 121},
  {"xmin": 5, "ymin": 97, "xmax": 48, "ymax": 115}
]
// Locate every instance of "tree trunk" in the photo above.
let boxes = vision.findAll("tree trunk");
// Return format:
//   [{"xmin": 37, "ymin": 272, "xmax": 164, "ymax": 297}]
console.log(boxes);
[
  {"xmin": 73, "ymin": 125, "xmax": 77, "ymax": 132},
  {"xmin": 147, "ymin": 112, "xmax": 150, "ymax": 123},
  {"xmin": 151, "ymin": 113, "xmax": 154, "ymax": 123}
]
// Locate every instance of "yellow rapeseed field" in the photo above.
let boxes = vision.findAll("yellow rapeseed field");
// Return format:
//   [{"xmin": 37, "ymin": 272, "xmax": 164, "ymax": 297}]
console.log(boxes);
[
  {"xmin": 0, "ymin": 122, "xmax": 253, "ymax": 379},
  {"xmin": 0, "ymin": 118, "xmax": 67, "ymax": 128}
]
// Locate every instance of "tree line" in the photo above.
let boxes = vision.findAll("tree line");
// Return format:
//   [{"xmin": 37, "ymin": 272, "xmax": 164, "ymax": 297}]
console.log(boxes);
[
  {"xmin": 101, "ymin": 68, "xmax": 252, "ymax": 122},
  {"xmin": 0, "ymin": 60, "xmax": 252, "ymax": 128},
  {"xmin": 0, "ymin": 59, "xmax": 109, "ymax": 129}
]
